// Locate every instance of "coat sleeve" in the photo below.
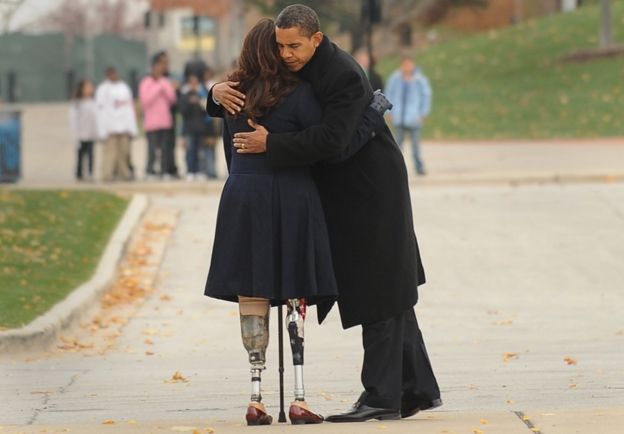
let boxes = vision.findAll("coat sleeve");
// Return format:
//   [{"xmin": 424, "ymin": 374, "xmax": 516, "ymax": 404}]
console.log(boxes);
[
  {"xmin": 205, "ymin": 85, "xmax": 226, "ymax": 118},
  {"xmin": 266, "ymin": 69, "xmax": 367, "ymax": 169},
  {"xmin": 294, "ymin": 85, "xmax": 322, "ymax": 130},
  {"xmin": 222, "ymin": 118, "xmax": 233, "ymax": 173},
  {"xmin": 326, "ymin": 106, "xmax": 385, "ymax": 163}
]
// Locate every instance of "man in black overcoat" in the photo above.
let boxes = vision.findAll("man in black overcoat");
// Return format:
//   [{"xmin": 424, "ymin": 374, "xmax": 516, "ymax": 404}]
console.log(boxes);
[{"xmin": 207, "ymin": 4, "xmax": 441, "ymax": 423}]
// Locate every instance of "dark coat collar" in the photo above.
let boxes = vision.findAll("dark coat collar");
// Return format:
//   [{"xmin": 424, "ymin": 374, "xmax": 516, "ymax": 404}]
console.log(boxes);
[{"xmin": 298, "ymin": 35, "xmax": 335, "ymax": 81}]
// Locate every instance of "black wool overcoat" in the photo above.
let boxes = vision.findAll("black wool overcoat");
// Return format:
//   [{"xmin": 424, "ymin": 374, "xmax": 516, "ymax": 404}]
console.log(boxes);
[{"xmin": 207, "ymin": 36, "xmax": 426, "ymax": 329}]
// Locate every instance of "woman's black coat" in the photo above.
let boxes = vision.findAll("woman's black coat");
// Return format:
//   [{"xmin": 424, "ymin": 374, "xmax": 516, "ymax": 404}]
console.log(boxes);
[{"xmin": 207, "ymin": 36, "xmax": 425, "ymax": 329}]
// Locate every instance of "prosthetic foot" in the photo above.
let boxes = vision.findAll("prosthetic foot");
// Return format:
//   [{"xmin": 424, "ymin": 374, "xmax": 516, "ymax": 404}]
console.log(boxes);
[
  {"xmin": 239, "ymin": 297, "xmax": 272, "ymax": 426},
  {"xmin": 286, "ymin": 299, "xmax": 324, "ymax": 425}
]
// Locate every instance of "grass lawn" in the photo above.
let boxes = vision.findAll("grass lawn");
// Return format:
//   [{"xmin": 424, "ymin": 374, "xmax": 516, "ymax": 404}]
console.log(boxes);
[
  {"xmin": 0, "ymin": 190, "xmax": 128, "ymax": 329},
  {"xmin": 377, "ymin": 3, "xmax": 624, "ymax": 139}
]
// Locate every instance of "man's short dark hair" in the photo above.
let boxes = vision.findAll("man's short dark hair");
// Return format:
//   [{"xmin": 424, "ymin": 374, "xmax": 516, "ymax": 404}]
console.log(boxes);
[
  {"xmin": 151, "ymin": 50, "xmax": 166, "ymax": 66},
  {"xmin": 276, "ymin": 4, "xmax": 320, "ymax": 37}
]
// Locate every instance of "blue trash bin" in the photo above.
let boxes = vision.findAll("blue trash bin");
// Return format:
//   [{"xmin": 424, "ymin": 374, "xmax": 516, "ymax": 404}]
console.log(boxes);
[{"xmin": 0, "ymin": 110, "xmax": 21, "ymax": 183}]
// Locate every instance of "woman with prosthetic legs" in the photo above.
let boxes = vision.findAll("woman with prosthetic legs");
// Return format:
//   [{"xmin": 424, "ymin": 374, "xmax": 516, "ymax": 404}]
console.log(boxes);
[{"xmin": 204, "ymin": 18, "xmax": 391, "ymax": 426}]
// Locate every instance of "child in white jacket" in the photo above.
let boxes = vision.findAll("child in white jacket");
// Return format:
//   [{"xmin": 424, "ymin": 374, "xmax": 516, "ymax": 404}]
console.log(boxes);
[
  {"xmin": 95, "ymin": 67, "xmax": 138, "ymax": 182},
  {"xmin": 69, "ymin": 79, "xmax": 98, "ymax": 181}
]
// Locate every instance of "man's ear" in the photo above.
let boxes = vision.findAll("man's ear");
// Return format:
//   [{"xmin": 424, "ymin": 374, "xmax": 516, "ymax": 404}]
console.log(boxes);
[{"xmin": 311, "ymin": 31, "xmax": 323, "ymax": 48}]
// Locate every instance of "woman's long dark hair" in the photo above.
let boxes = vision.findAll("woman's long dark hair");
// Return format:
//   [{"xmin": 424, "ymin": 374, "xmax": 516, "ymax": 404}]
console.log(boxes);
[{"xmin": 228, "ymin": 18, "xmax": 299, "ymax": 121}]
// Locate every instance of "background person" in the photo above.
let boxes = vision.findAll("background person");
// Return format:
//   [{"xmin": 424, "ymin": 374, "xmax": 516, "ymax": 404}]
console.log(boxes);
[
  {"xmin": 179, "ymin": 74, "xmax": 208, "ymax": 181},
  {"xmin": 139, "ymin": 53, "xmax": 177, "ymax": 179},
  {"xmin": 95, "ymin": 67, "xmax": 138, "ymax": 182},
  {"xmin": 386, "ymin": 55, "xmax": 432, "ymax": 176},
  {"xmin": 354, "ymin": 48, "xmax": 384, "ymax": 92},
  {"xmin": 69, "ymin": 79, "xmax": 98, "ymax": 181}
]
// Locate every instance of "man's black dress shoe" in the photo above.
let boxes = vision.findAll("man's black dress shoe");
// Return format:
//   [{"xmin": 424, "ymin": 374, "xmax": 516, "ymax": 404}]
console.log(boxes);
[
  {"xmin": 401, "ymin": 398, "xmax": 443, "ymax": 419},
  {"xmin": 325, "ymin": 402, "xmax": 400, "ymax": 423}
]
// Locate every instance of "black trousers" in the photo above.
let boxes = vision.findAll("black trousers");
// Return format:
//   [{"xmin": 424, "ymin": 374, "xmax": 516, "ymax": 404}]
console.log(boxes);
[
  {"xmin": 146, "ymin": 129, "xmax": 168, "ymax": 175},
  {"xmin": 76, "ymin": 140, "xmax": 94, "ymax": 179},
  {"xmin": 360, "ymin": 307, "xmax": 440, "ymax": 409}
]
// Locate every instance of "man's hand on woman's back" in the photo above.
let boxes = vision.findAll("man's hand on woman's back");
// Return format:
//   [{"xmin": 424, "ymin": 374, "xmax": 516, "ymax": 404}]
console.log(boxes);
[{"xmin": 213, "ymin": 81, "xmax": 246, "ymax": 115}]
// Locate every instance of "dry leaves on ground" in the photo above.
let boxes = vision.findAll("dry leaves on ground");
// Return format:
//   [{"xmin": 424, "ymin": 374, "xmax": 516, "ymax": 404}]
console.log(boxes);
[
  {"xmin": 563, "ymin": 356, "xmax": 577, "ymax": 365},
  {"xmin": 165, "ymin": 371, "xmax": 189, "ymax": 383},
  {"xmin": 503, "ymin": 352, "xmax": 518, "ymax": 362},
  {"xmin": 57, "ymin": 336, "xmax": 94, "ymax": 351}
]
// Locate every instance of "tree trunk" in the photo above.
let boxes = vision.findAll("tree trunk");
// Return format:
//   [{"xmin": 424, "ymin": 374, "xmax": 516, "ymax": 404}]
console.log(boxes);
[{"xmin": 600, "ymin": 0, "xmax": 613, "ymax": 49}]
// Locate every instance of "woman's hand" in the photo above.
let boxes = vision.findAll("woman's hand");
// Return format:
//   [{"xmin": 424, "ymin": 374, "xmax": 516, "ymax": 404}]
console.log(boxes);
[{"xmin": 212, "ymin": 81, "xmax": 246, "ymax": 115}]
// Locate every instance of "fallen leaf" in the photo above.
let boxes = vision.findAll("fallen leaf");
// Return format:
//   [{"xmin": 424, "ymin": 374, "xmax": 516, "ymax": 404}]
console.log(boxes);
[
  {"xmin": 160, "ymin": 294, "xmax": 173, "ymax": 301},
  {"xmin": 563, "ymin": 357, "xmax": 577, "ymax": 366},
  {"xmin": 144, "ymin": 339, "xmax": 154, "ymax": 345},
  {"xmin": 506, "ymin": 399, "xmax": 515, "ymax": 405},
  {"xmin": 165, "ymin": 371, "xmax": 189, "ymax": 383},
  {"xmin": 145, "ymin": 351, "xmax": 155, "ymax": 356},
  {"xmin": 480, "ymin": 418, "xmax": 489, "ymax": 424},
  {"xmin": 102, "ymin": 420, "xmax": 116, "ymax": 425},
  {"xmin": 531, "ymin": 429, "xmax": 540, "ymax": 433},
  {"xmin": 320, "ymin": 392, "xmax": 333, "ymax": 401},
  {"xmin": 569, "ymin": 384, "xmax": 577, "ymax": 389},
  {"xmin": 503, "ymin": 352, "xmax": 518, "ymax": 362},
  {"xmin": 472, "ymin": 429, "xmax": 485, "ymax": 434}
]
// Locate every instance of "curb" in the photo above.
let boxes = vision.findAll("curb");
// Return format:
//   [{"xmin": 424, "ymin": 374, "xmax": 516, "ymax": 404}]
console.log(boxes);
[{"xmin": 0, "ymin": 194, "xmax": 149, "ymax": 354}]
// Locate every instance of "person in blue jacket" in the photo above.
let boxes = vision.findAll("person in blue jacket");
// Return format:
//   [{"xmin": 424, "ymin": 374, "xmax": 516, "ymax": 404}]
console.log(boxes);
[{"xmin": 386, "ymin": 55, "xmax": 432, "ymax": 175}]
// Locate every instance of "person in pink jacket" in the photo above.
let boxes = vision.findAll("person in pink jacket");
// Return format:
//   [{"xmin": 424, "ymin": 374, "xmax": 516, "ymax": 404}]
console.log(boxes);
[{"xmin": 139, "ymin": 53, "xmax": 177, "ymax": 178}]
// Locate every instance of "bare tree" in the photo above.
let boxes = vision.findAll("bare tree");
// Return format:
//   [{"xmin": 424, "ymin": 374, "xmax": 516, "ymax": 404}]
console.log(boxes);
[
  {"xmin": 35, "ymin": 0, "xmax": 144, "ymax": 39},
  {"xmin": 0, "ymin": 0, "xmax": 26, "ymax": 33},
  {"xmin": 600, "ymin": 0, "xmax": 613, "ymax": 49}
]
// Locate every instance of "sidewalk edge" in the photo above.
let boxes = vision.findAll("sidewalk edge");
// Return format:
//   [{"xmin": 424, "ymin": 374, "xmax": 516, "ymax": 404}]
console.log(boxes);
[{"xmin": 0, "ymin": 194, "xmax": 149, "ymax": 354}]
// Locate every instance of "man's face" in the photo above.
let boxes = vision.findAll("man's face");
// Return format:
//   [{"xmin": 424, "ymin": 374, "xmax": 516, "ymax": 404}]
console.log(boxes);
[
  {"xmin": 401, "ymin": 58, "xmax": 415, "ymax": 76},
  {"xmin": 275, "ymin": 26, "xmax": 323, "ymax": 72}
]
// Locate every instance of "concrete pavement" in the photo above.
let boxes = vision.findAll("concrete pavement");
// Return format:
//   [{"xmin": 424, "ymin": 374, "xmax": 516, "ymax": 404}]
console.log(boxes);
[{"xmin": 2, "ymin": 183, "xmax": 624, "ymax": 433}]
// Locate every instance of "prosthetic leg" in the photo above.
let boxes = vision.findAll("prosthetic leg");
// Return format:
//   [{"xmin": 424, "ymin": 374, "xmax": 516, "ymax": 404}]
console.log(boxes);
[
  {"xmin": 239, "ymin": 297, "xmax": 272, "ymax": 426},
  {"xmin": 286, "ymin": 298, "xmax": 324, "ymax": 424}
]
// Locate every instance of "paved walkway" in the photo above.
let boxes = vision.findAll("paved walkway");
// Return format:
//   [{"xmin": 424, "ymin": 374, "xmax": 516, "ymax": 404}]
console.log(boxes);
[
  {"xmin": 1, "ymin": 103, "xmax": 623, "ymax": 433},
  {"xmin": 2, "ymin": 183, "xmax": 624, "ymax": 433}
]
